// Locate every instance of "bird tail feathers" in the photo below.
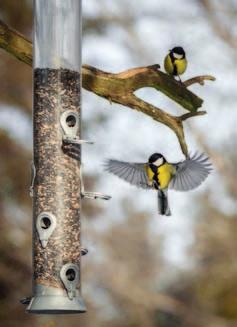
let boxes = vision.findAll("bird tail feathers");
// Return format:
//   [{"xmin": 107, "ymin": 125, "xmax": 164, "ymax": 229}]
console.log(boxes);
[{"xmin": 157, "ymin": 190, "xmax": 171, "ymax": 216}]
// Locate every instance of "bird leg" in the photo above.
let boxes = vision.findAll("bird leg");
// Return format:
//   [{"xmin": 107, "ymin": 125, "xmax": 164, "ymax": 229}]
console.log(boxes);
[{"xmin": 177, "ymin": 74, "xmax": 183, "ymax": 84}]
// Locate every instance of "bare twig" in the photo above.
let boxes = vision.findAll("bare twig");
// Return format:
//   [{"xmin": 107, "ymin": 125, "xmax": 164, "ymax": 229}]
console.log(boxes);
[
  {"xmin": 179, "ymin": 110, "xmax": 207, "ymax": 121},
  {"xmin": 184, "ymin": 75, "xmax": 216, "ymax": 87}
]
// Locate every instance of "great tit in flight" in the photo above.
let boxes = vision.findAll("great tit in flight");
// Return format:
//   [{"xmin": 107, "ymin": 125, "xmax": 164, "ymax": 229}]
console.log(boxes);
[
  {"xmin": 164, "ymin": 46, "xmax": 187, "ymax": 82},
  {"xmin": 104, "ymin": 152, "xmax": 212, "ymax": 216}
]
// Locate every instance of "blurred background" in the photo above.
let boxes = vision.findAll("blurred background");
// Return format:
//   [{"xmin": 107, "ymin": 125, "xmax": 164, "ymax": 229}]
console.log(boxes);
[{"xmin": 0, "ymin": 0, "xmax": 237, "ymax": 326}]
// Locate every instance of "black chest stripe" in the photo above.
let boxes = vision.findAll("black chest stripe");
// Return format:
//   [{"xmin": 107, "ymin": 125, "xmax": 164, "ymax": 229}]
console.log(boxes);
[
  {"xmin": 149, "ymin": 164, "xmax": 160, "ymax": 189},
  {"xmin": 169, "ymin": 53, "xmax": 178, "ymax": 76},
  {"xmin": 173, "ymin": 64, "xmax": 178, "ymax": 76}
]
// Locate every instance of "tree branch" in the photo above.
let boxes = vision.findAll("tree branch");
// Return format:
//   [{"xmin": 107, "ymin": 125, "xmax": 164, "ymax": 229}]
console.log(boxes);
[
  {"xmin": 0, "ymin": 20, "xmax": 32, "ymax": 65},
  {"xmin": 179, "ymin": 110, "xmax": 207, "ymax": 121},
  {"xmin": 0, "ymin": 19, "xmax": 215, "ymax": 157},
  {"xmin": 82, "ymin": 64, "xmax": 208, "ymax": 113},
  {"xmin": 184, "ymin": 75, "xmax": 216, "ymax": 87}
]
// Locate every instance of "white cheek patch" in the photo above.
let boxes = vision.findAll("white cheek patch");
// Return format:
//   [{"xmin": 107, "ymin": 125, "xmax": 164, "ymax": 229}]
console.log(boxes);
[
  {"xmin": 154, "ymin": 158, "xmax": 164, "ymax": 166},
  {"xmin": 173, "ymin": 53, "xmax": 183, "ymax": 59}
]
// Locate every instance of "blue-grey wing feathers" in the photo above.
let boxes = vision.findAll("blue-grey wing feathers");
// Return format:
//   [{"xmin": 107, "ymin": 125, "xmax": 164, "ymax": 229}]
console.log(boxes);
[
  {"xmin": 104, "ymin": 159, "xmax": 151, "ymax": 189},
  {"xmin": 169, "ymin": 152, "xmax": 212, "ymax": 191}
]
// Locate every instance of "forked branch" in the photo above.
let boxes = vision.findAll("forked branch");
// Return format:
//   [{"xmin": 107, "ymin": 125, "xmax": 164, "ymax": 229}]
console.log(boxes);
[{"xmin": 0, "ymin": 19, "xmax": 215, "ymax": 157}]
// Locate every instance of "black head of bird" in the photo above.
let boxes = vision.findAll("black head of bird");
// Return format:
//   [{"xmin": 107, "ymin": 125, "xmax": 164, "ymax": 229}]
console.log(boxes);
[
  {"xmin": 170, "ymin": 46, "xmax": 186, "ymax": 59},
  {"xmin": 148, "ymin": 153, "xmax": 166, "ymax": 166}
]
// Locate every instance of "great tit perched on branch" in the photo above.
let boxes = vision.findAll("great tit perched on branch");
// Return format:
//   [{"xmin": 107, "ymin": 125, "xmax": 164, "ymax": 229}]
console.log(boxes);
[
  {"xmin": 164, "ymin": 46, "xmax": 187, "ymax": 82},
  {"xmin": 104, "ymin": 152, "xmax": 212, "ymax": 216}
]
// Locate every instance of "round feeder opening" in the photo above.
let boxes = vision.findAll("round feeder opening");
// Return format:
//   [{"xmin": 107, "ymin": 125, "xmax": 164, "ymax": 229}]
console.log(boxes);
[
  {"xmin": 66, "ymin": 268, "xmax": 76, "ymax": 281},
  {"xmin": 66, "ymin": 114, "xmax": 77, "ymax": 127},
  {"xmin": 40, "ymin": 217, "xmax": 51, "ymax": 229}
]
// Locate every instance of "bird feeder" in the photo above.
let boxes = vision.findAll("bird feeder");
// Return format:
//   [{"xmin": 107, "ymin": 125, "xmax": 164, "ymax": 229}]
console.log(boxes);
[{"xmin": 24, "ymin": 0, "xmax": 110, "ymax": 314}]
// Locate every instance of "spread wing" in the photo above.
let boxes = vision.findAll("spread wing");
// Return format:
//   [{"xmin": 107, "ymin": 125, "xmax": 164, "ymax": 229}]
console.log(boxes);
[
  {"xmin": 169, "ymin": 152, "xmax": 213, "ymax": 191},
  {"xmin": 104, "ymin": 159, "xmax": 152, "ymax": 189}
]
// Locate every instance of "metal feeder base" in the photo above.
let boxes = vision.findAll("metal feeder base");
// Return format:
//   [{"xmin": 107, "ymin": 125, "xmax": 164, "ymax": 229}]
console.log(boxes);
[{"xmin": 26, "ymin": 284, "xmax": 86, "ymax": 314}]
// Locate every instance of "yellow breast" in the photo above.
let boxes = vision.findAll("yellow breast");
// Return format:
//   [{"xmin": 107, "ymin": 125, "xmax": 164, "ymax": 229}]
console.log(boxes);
[
  {"xmin": 174, "ymin": 58, "xmax": 187, "ymax": 75},
  {"xmin": 164, "ymin": 54, "xmax": 174, "ymax": 75},
  {"xmin": 146, "ymin": 163, "xmax": 174, "ymax": 189},
  {"xmin": 157, "ymin": 163, "xmax": 174, "ymax": 189},
  {"xmin": 164, "ymin": 54, "xmax": 187, "ymax": 76},
  {"xmin": 146, "ymin": 165, "xmax": 155, "ymax": 184}
]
